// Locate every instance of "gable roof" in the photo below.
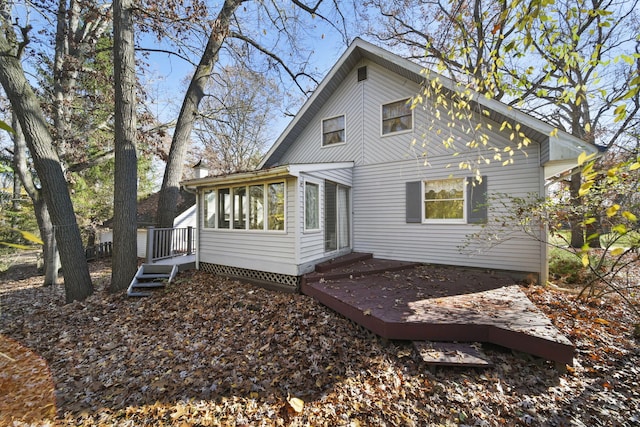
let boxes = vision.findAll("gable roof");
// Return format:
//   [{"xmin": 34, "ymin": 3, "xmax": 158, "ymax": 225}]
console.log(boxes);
[{"xmin": 259, "ymin": 38, "xmax": 599, "ymax": 175}]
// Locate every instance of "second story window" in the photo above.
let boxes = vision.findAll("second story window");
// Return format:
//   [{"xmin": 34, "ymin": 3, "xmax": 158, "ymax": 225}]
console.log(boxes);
[
  {"xmin": 322, "ymin": 115, "xmax": 345, "ymax": 146},
  {"xmin": 382, "ymin": 98, "xmax": 412, "ymax": 135}
]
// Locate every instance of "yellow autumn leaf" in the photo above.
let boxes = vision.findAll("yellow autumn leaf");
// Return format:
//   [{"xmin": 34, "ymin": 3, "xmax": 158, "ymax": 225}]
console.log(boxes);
[
  {"xmin": 0, "ymin": 242, "xmax": 34, "ymax": 250},
  {"xmin": 629, "ymin": 161, "xmax": 640, "ymax": 171},
  {"xmin": 610, "ymin": 247, "xmax": 624, "ymax": 257},
  {"xmin": 622, "ymin": 211, "xmax": 637, "ymax": 222},
  {"xmin": 577, "ymin": 151, "xmax": 596, "ymax": 166},
  {"xmin": 606, "ymin": 204, "xmax": 620, "ymax": 217},
  {"xmin": 612, "ymin": 224, "xmax": 628, "ymax": 235},
  {"xmin": 581, "ymin": 253, "xmax": 590, "ymax": 267},
  {"xmin": 578, "ymin": 181, "xmax": 593, "ymax": 197},
  {"xmin": 287, "ymin": 396, "xmax": 304, "ymax": 413},
  {"xmin": 13, "ymin": 229, "xmax": 44, "ymax": 245}
]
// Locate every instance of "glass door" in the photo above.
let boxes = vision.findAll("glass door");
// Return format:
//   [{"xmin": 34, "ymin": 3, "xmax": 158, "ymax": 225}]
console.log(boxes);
[{"xmin": 324, "ymin": 181, "xmax": 350, "ymax": 252}]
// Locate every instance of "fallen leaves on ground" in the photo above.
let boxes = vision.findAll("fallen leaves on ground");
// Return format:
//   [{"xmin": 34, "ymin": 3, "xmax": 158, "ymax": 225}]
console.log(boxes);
[
  {"xmin": 0, "ymin": 259, "xmax": 638, "ymax": 426},
  {"xmin": 0, "ymin": 335, "xmax": 56, "ymax": 425}
]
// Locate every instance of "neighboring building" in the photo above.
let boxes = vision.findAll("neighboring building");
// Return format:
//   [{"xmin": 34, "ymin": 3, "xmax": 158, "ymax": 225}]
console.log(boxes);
[
  {"xmin": 101, "ymin": 189, "xmax": 196, "ymax": 258},
  {"xmin": 181, "ymin": 38, "xmax": 598, "ymax": 290}
]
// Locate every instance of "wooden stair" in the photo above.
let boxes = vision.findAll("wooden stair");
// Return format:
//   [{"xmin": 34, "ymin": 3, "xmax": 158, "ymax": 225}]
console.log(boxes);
[{"xmin": 127, "ymin": 264, "xmax": 178, "ymax": 297}]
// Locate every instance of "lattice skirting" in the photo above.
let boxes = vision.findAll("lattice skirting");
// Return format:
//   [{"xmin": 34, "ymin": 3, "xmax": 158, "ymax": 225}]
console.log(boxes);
[{"xmin": 199, "ymin": 262, "xmax": 301, "ymax": 290}]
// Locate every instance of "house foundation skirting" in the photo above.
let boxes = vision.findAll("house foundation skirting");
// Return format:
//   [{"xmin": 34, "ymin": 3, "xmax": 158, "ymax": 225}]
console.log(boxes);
[{"xmin": 199, "ymin": 262, "xmax": 301, "ymax": 292}]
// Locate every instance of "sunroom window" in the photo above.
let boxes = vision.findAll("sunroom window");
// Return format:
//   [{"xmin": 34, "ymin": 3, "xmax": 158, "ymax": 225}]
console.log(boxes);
[
  {"xmin": 218, "ymin": 188, "xmax": 230, "ymax": 228},
  {"xmin": 203, "ymin": 190, "xmax": 216, "ymax": 228},
  {"xmin": 424, "ymin": 178, "xmax": 465, "ymax": 221},
  {"xmin": 305, "ymin": 182, "xmax": 319, "ymax": 230},
  {"xmin": 322, "ymin": 115, "xmax": 345, "ymax": 146},
  {"xmin": 248, "ymin": 185, "xmax": 264, "ymax": 230},
  {"xmin": 205, "ymin": 182, "xmax": 285, "ymax": 231},
  {"xmin": 232, "ymin": 186, "xmax": 246, "ymax": 229},
  {"xmin": 267, "ymin": 182, "xmax": 285, "ymax": 230},
  {"xmin": 382, "ymin": 98, "xmax": 412, "ymax": 135}
]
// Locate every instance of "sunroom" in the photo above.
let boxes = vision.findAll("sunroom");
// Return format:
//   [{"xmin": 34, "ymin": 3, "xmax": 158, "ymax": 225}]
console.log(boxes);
[{"xmin": 181, "ymin": 162, "xmax": 354, "ymax": 291}]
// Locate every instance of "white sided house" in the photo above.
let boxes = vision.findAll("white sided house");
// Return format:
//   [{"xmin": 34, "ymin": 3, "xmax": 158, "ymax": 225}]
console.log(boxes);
[{"xmin": 182, "ymin": 38, "xmax": 598, "ymax": 291}]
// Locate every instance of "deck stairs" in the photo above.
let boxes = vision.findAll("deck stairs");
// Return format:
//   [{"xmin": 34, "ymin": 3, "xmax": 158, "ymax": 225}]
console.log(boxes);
[{"xmin": 127, "ymin": 263, "xmax": 178, "ymax": 297}]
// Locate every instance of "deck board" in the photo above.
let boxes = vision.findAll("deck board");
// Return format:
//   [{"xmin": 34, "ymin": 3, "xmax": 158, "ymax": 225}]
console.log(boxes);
[{"xmin": 302, "ymin": 256, "xmax": 574, "ymax": 365}]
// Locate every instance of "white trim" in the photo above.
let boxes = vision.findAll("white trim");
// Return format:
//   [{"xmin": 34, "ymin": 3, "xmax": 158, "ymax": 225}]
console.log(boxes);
[
  {"xmin": 380, "ymin": 97, "xmax": 414, "ymax": 136},
  {"xmin": 303, "ymin": 179, "xmax": 322, "ymax": 233},
  {"xmin": 197, "ymin": 179, "xmax": 288, "ymax": 234},
  {"xmin": 421, "ymin": 178, "xmax": 468, "ymax": 224}
]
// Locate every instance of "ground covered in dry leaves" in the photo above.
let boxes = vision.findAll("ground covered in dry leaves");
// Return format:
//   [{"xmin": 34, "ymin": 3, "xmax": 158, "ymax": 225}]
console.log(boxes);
[{"xmin": 0, "ymin": 259, "xmax": 639, "ymax": 426}]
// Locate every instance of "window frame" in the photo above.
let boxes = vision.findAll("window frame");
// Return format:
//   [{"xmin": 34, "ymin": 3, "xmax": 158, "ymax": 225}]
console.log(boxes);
[
  {"xmin": 422, "ymin": 178, "xmax": 467, "ymax": 224},
  {"xmin": 304, "ymin": 179, "xmax": 321, "ymax": 232},
  {"xmin": 202, "ymin": 189, "xmax": 216, "ymax": 229},
  {"xmin": 321, "ymin": 114, "xmax": 346, "ymax": 147},
  {"xmin": 200, "ymin": 180, "xmax": 287, "ymax": 232},
  {"xmin": 381, "ymin": 98, "xmax": 413, "ymax": 136}
]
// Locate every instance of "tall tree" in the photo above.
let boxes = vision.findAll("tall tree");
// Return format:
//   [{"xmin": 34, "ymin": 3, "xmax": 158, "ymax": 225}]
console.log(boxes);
[
  {"xmin": 151, "ymin": 0, "xmax": 350, "ymax": 227},
  {"xmin": 0, "ymin": 21, "xmax": 93, "ymax": 302},
  {"xmin": 11, "ymin": 115, "xmax": 59, "ymax": 285},
  {"xmin": 155, "ymin": 0, "xmax": 245, "ymax": 228},
  {"xmin": 110, "ymin": 0, "xmax": 138, "ymax": 292}
]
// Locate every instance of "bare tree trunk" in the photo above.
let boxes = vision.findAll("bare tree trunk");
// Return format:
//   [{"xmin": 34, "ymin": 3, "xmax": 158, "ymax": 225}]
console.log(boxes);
[
  {"xmin": 0, "ymin": 36, "xmax": 92, "ymax": 303},
  {"xmin": 156, "ymin": 0, "xmax": 243, "ymax": 228},
  {"xmin": 11, "ymin": 115, "xmax": 60, "ymax": 285},
  {"xmin": 110, "ymin": 0, "xmax": 138, "ymax": 292}
]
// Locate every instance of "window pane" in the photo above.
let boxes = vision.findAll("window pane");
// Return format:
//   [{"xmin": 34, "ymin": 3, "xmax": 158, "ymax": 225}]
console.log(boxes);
[
  {"xmin": 249, "ymin": 185, "xmax": 264, "ymax": 230},
  {"xmin": 322, "ymin": 115, "xmax": 345, "ymax": 146},
  {"xmin": 424, "ymin": 179, "xmax": 464, "ymax": 220},
  {"xmin": 232, "ymin": 187, "xmax": 247, "ymax": 229},
  {"xmin": 267, "ymin": 182, "xmax": 285, "ymax": 230},
  {"xmin": 305, "ymin": 182, "xmax": 319, "ymax": 229},
  {"xmin": 382, "ymin": 99, "xmax": 412, "ymax": 134},
  {"xmin": 338, "ymin": 186, "xmax": 350, "ymax": 249},
  {"xmin": 203, "ymin": 190, "xmax": 216, "ymax": 228},
  {"xmin": 218, "ymin": 188, "xmax": 230, "ymax": 228},
  {"xmin": 425, "ymin": 200, "xmax": 464, "ymax": 219},
  {"xmin": 325, "ymin": 182, "xmax": 337, "ymax": 251}
]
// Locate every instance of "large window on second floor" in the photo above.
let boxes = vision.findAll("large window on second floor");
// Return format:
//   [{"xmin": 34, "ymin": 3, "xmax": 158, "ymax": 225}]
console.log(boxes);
[
  {"xmin": 382, "ymin": 98, "xmax": 412, "ymax": 135},
  {"xmin": 202, "ymin": 181, "xmax": 285, "ymax": 231}
]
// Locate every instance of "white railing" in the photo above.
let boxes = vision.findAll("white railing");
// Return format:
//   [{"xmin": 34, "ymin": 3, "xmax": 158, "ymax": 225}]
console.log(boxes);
[{"xmin": 146, "ymin": 226, "xmax": 196, "ymax": 263}]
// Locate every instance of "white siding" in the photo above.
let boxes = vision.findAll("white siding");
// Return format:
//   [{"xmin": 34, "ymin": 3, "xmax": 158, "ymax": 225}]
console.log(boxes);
[
  {"xmin": 198, "ymin": 177, "xmax": 299, "ymax": 275},
  {"xmin": 352, "ymin": 144, "xmax": 543, "ymax": 273},
  {"xmin": 278, "ymin": 61, "xmax": 474, "ymax": 168},
  {"xmin": 296, "ymin": 167, "xmax": 354, "ymax": 273}
]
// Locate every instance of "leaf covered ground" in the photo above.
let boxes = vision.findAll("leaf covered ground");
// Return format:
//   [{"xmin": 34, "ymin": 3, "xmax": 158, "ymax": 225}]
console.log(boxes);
[{"xmin": 0, "ymin": 259, "xmax": 639, "ymax": 426}]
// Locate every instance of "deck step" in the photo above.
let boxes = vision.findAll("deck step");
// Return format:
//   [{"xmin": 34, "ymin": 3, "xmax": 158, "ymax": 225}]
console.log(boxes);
[
  {"xmin": 138, "ymin": 273, "xmax": 173, "ymax": 280},
  {"xmin": 314, "ymin": 252, "xmax": 373, "ymax": 273},
  {"xmin": 413, "ymin": 341, "xmax": 493, "ymax": 368},
  {"xmin": 127, "ymin": 264, "xmax": 178, "ymax": 297}
]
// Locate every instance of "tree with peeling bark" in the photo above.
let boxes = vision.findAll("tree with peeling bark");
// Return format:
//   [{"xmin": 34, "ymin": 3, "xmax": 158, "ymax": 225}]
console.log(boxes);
[
  {"xmin": 0, "ymin": 21, "xmax": 93, "ymax": 302},
  {"xmin": 110, "ymin": 0, "xmax": 138, "ymax": 292},
  {"xmin": 153, "ymin": 0, "xmax": 351, "ymax": 227}
]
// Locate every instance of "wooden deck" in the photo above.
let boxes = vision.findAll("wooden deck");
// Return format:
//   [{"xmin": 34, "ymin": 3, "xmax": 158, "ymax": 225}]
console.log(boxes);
[{"xmin": 302, "ymin": 253, "xmax": 574, "ymax": 365}]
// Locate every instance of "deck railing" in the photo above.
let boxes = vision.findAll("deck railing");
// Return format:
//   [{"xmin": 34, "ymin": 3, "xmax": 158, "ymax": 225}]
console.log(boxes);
[{"xmin": 146, "ymin": 226, "xmax": 196, "ymax": 263}]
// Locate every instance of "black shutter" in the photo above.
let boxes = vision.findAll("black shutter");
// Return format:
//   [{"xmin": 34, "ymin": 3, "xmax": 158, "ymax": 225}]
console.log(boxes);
[
  {"xmin": 467, "ymin": 176, "xmax": 488, "ymax": 224},
  {"xmin": 406, "ymin": 181, "xmax": 422, "ymax": 223}
]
